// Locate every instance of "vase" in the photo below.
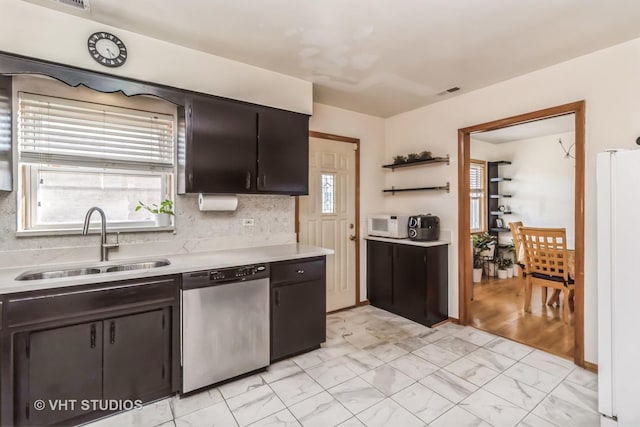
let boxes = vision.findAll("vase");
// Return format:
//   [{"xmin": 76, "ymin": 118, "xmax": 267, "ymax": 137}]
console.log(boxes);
[
  {"xmin": 507, "ymin": 267, "xmax": 514, "ymax": 278},
  {"xmin": 155, "ymin": 213, "xmax": 171, "ymax": 227},
  {"xmin": 497, "ymin": 269, "xmax": 508, "ymax": 279},
  {"xmin": 473, "ymin": 268, "xmax": 483, "ymax": 283}
]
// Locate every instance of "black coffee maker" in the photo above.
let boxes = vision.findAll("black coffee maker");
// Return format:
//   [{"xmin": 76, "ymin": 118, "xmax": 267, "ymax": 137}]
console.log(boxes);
[{"xmin": 408, "ymin": 214, "xmax": 440, "ymax": 241}]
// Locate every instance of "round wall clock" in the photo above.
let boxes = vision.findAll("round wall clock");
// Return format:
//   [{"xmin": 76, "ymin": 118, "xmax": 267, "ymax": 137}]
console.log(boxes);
[{"xmin": 87, "ymin": 32, "xmax": 128, "ymax": 68}]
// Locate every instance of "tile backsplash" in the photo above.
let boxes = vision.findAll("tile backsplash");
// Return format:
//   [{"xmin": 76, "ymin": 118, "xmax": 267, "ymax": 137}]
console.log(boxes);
[{"xmin": 0, "ymin": 192, "xmax": 296, "ymax": 269}]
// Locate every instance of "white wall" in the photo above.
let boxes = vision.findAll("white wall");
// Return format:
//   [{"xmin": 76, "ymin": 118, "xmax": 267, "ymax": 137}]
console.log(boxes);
[
  {"xmin": 386, "ymin": 37, "xmax": 640, "ymax": 364},
  {"xmin": 310, "ymin": 103, "xmax": 386, "ymax": 302},
  {"xmin": 0, "ymin": 0, "xmax": 312, "ymax": 114},
  {"xmin": 471, "ymin": 132, "xmax": 576, "ymax": 244}
]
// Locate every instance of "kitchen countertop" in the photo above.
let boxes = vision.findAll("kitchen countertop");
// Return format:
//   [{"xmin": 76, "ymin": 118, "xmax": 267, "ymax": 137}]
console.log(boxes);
[
  {"xmin": 365, "ymin": 235, "xmax": 450, "ymax": 247},
  {"xmin": 0, "ymin": 243, "xmax": 333, "ymax": 295}
]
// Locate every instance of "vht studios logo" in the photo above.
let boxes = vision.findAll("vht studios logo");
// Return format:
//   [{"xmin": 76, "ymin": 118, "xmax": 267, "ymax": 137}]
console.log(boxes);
[{"xmin": 33, "ymin": 399, "xmax": 143, "ymax": 411}]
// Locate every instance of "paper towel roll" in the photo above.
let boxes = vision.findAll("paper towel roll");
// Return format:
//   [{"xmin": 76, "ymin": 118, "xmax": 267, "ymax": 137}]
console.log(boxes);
[{"xmin": 198, "ymin": 194, "xmax": 238, "ymax": 211}]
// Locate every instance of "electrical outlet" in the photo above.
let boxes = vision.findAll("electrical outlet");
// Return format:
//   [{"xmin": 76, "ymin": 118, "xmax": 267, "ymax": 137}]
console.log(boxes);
[{"xmin": 242, "ymin": 218, "xmax": 255, "ymax": 226}]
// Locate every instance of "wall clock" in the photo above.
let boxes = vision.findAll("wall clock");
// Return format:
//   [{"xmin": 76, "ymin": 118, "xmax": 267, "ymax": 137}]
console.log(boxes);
[{"xmin": 87, "ymin": 32, "xmax": 128, "ymax": 68}]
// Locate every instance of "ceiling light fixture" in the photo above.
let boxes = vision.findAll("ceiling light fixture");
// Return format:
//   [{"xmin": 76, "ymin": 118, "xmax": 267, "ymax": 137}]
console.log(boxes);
[{"xmin": 558, "ymin": 138, "xmax": 575, "ymax": 159}]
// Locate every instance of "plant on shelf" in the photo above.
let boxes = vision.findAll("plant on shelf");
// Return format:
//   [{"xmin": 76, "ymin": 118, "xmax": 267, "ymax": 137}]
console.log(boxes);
[
  {"xmin": 136, "ymin": 199, "xmax": 175, "ymax": 226},
  {"xmin": 419, "ymin": 150, "xmax": 432, "ymax": 160},
  {"xmin": 406, "ymin": 152, "xmax": 420, "ymax": 162},
  {"xmin": 393, "ymin": 155, "xmax": 407, "ymax": 165}
]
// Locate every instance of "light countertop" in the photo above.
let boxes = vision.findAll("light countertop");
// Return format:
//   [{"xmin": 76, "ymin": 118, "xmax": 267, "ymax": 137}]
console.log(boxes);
[
  {"xmin": 365, "ymin": 235, "xmax": 450, "ymax": 248},
  {"xmin": 0, "ymin": 243, "xmax": 333, "ymax": 295}
]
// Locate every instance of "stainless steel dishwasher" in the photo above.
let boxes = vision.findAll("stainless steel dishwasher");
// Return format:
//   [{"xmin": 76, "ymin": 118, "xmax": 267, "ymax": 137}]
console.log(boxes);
[{"xmin": 181, "ymin": 264, "xmax": 270, "ymax": 394}]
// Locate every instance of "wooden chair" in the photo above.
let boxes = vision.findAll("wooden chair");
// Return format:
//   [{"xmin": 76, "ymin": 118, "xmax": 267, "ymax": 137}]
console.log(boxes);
[
  {"xmin": 508, "ymin": 221, "xmax": 525, "ymax": 295},
  {"xmin": 520, "ymin": 227, "xmax": 574, "ymax": 324}
]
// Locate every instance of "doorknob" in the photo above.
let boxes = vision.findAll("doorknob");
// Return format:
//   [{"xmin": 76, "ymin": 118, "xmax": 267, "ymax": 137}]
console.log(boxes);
[{"xmin": 349, "ymin": 235, "xmax": 357, "ymax": 241}]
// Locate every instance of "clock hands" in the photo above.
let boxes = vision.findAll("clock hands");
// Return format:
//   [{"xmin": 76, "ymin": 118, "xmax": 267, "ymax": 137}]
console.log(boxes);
[{"xmin": 105, "ymin": 47, "xmax": 117, "ymax": 59}]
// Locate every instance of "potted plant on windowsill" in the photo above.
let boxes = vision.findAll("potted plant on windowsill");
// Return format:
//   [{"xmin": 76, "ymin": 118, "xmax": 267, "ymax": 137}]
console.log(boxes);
[
  {"xmin": 496, "ymin": 257, "xmax": 509, "ymax": 279},
  {"xmin": 136, "ymin": 199, "xmax": 175, "ymax": 227}
]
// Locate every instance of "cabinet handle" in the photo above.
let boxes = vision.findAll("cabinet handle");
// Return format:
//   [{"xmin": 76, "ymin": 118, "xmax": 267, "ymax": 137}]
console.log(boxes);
[
  {"xmin": 263, "ymin": 174, "xmax": 267, "ymax": 188},
  {"xmin": 246, "ymin": 171, "xmax": 251, "ymax": 190},
  {"xmin": 297, "ymin": 269, "xmax": 305, "ymax": 274},
  {"xmin": 110, "ymin": 321, "xmax": 116, "ymax": 344},
  {"xmin": 90, "ymin": 324, "xmax": 96, "ymax": 348},
  {"xmin": 275, "ymin": 290, "xmax": 280, "ymax": 306}
]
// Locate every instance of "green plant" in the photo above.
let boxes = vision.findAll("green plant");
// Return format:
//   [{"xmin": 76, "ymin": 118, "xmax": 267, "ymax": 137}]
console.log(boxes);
[
  {"xmin": 136, "ymin": 199, "xmax": 175, "ymax": 216},
  {"xmin": 496, "ymin": 257, "xmax": 510, "ymax": 270},
  {"xmin": 418, "ymin": 150, "xmax": 432, "ymax": 160},
  {"xmin": 472, "ymin": 233, "xmax": 495, "ymax": 269},
  {"xmin": 504, "ymin": 257, "xmax": 514, "ymax": 268},
  {"xmin": 393, "ymin": 155, "xmax": 407, "ymax": 164},
  {"xmin": 406, "ymin": 152, "xmax": 419, "ymax": 162}
]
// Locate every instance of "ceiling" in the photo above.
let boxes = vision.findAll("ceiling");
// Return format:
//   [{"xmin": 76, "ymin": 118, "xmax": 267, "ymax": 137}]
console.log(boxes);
[
  {"xmin": 24, "ymin": 0, "xmax": 640, "ymax": 117},
  {"xmin": 472, "ymin": 114, "xmax": 575, "ymax": 144}
]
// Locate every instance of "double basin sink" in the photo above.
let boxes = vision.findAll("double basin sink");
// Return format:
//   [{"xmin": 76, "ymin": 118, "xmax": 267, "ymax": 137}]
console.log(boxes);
[{"xmin": 15, "ymin": 259, "xmax": 171, "ymax": 281}]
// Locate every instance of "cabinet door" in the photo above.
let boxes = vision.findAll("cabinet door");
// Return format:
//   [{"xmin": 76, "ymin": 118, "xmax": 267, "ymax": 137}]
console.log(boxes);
[
  {"xmin": 271, "ymin": 279, "xmax": 326, "ymax": 361},
  {"xmin": 0, "ymin": 76, "xmax": 12, "ymax": 191},
  {"xmin": 14, "ymin": 322, "xmax": 103, "ymax": 426},
  {"xmin": 187, "ymin": 96, "xmax": 257, "ymax": 193},
  {"xmin": 367, "ymin": 240, "xmax": 394, "ymax": 311},
  {"xmin": 425, "ymin": 245, "xmax": 449, "ymax": 325},
  {"xmin": 103, "ymin": 309, "xmax": 171, "ymax": 401},
  {"xmin": 257, "ymin": 108, "xmax": 309, "ymax": 195},
  {"xmin": 393, "ymin": 244, "xmax": 427, "ymax": 323}
]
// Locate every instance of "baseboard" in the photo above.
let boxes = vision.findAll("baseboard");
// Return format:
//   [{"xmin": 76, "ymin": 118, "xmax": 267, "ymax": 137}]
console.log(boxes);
[
  {"xmin": 431, "ymin": 317, "xmax": 459, "ymax": 328},
  {"xmin": 327, "ymin": 300, "xmax": 370, "ymax": 314},
  {"xmin": 584, "ymin": 360, "xmax": 598, "ymax": 373}
]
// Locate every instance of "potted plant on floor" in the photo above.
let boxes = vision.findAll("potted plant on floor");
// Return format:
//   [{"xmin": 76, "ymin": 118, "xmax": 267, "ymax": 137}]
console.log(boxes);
[
  {"xmin": 136, "ymin": 199, "xmax": 175, "ymax": 226},
  {"xmin": 496, "ymin": 257, "xmax": 509, "ymax": 279},
  {"xmin": 472, "ymin": 233, "xmax": 494, "ymax": 283},
  {"xmin": 505, "ymin": 257, "xmax": 514, "ymax": 278}
]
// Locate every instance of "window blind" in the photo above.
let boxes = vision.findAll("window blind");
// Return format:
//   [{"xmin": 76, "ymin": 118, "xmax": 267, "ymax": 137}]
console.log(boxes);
[
  {"xmin": 470, "ymin": 162, "xmax": 485, "ymax": 231},
  {"xmin": 470, "ymin": 162, "xmax": 484, "ymax": 192},
  {"xmin": 18, "ymin": 92, "xmax": 174, "ymax": 171}
]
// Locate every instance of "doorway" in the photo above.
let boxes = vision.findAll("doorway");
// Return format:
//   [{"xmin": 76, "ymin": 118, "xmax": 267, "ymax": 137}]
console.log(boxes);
[
  {"xmin": 457, "ymin": 101, "xmax": 586, "ymax": 367},
  {"xmin": 297, "ymin": 131, "xmax": 360, "ymax": 312}
]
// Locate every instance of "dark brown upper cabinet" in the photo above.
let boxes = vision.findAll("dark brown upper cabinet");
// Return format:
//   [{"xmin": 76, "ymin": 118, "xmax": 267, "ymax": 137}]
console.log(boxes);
[
  {"xmin": 184, "ymin": 95, "xmax": 309, "ymax": 195},
  {"xmin": 186, "ymin": 95, "xmax": 258, "ymax": 193},
  {"xmin": 257, "ymin": 107, "xmax": 309, "ymax": 195}
]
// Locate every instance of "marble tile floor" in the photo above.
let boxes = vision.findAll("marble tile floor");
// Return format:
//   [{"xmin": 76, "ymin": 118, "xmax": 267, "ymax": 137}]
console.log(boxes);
[{"xmin": 84, "ymin": 305, "xmax": 599, "ymax": 427}]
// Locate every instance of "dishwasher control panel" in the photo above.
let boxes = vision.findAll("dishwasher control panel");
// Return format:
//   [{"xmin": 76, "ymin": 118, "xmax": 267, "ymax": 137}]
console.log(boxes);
[{"xmin": 182, "ymin": 264, "xmax": 269, "ymax": 290}]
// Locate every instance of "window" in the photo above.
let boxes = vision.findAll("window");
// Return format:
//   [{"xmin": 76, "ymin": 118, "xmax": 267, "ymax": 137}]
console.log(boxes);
[
  {"xmin": 470, "ymin": 160, "xmax": 486, "ymax": 233},
  {"xmin": 17, "ymin": 86, "xmax": 176, "ymax": 234},
  {"xmin": 321, "ymin": 173, "xmax": 335, "ymax": 214}
]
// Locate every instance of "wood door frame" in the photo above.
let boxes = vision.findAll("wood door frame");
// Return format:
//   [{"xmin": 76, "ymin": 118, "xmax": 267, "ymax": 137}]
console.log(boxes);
[
  {"xmin": 295, "ymin": 130, "xmax": 361, "ymax": 306},
  {"xmin": 457, "ymin": 101, "xmax": 586, "ymax": 367}
]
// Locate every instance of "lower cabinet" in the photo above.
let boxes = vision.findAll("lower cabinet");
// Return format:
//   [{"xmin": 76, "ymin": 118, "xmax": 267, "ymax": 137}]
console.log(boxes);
[
  {"xmin": 14, "ymin": 322, "xmax": 103, "ymax": 426},
  {"xmin": 367, "ymin": 240, "xmax": 448, "ymax": 326},
  {"xmin": 2, "ymin": 276, "xmax": 180, "ymax": 427},
  {"xmin": 270, "ymin": 257, "xmax": 326, "ymax": 361}
]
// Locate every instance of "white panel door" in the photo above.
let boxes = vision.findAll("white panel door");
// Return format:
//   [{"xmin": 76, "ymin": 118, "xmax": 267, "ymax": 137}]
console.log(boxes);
[{"xmin": 299, "ymin": 137, "xmax": 357, "ymax": 312}]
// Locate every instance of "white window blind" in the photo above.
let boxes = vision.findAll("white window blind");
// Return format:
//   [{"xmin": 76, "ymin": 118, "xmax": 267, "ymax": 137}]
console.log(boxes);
[
  {"xmin": 470, "ymin": 161, "xmax": 485, "ymax": 232},
  {"xmin": 18, "ymin": 92, "xmax": 174, "ymax": 171}
]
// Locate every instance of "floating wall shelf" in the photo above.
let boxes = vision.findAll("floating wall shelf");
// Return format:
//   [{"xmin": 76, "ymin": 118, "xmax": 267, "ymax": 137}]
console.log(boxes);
[
  {"xmin": 382, "ymin": 155, "xmax": 449, "ymax": 170},
  {"xmin": 383, "ymin": 182, "xmax": 450, "ymax": 195}
]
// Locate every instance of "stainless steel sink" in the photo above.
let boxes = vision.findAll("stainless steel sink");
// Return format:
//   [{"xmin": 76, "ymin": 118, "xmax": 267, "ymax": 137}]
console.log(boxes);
[
  {"xmin": 104, "ymin": 260, "xmax": 171, "ymax": 272},
  {"xmin": 16, "ymin": 267, "xmax": 103, "ymax": 281},
  {"xmin": 15, "ymin": 259, "xmax": 171, "ymax": 281}
]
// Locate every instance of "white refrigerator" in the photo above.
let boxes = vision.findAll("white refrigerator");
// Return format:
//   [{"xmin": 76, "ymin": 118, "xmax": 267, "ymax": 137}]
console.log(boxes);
[{"xmin": 597, "ymin": 149, "xmax": 640, "ymax": 426}]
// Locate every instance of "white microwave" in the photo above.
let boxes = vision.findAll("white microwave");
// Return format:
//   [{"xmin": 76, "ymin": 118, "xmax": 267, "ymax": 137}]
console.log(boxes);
[{"xmin": 367, "ymin": 214, "xmax": 409, "ymax": 239}]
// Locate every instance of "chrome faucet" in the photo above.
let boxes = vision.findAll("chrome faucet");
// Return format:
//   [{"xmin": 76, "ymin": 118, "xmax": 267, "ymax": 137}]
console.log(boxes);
[{"xmin": 82, "ymin": 207, "xmax": 119, "ymax": 261}]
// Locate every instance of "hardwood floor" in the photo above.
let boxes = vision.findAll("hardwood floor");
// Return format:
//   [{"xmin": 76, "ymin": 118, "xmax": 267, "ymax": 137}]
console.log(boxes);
[{"xmin": 470, "ymin": 274, "xmax": 575, "ymax": 360}]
